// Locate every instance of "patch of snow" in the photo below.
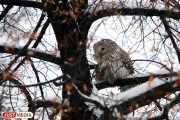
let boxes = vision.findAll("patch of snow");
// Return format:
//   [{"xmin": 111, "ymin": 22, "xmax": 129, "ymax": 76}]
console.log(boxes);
[
  {"xmin": 56, "ymin": 51, "xmax": 61, "ymax": 58},
  {"xmin": 93, "ymin": 107, "xmax": 104, "ymax": 118},
  {"xmin": 113, "ymin": 76, "xmax": 178, "ymax": 105}
]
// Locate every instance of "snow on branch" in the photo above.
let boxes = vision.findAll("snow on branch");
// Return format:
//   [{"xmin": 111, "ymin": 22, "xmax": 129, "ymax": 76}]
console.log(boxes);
[
  {"xmin": 113, "ymin": 76, "xmax": 180, "ymax": 115},
  {"xmin": 94, "ymin": 71, "xmax": 177, "ymax": 90},
  {"xmin": 70, "ymin": 72, "xmax": 179, "ymax": 118},
  {"xmin": 147, "ymin": 93, "xmax": 180, "ymax": 120}
]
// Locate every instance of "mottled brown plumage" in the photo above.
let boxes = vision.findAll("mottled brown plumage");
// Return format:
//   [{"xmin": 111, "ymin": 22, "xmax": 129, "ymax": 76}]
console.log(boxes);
[{"xmin": 93, "ymin": 39, "xmax": 134, "ymax": 85}]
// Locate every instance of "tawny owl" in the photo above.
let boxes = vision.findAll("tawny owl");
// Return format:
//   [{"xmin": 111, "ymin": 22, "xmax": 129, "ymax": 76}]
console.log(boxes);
[{"xmin": 93, "ymin": 39, "xmax": 134, "ymax": 86}]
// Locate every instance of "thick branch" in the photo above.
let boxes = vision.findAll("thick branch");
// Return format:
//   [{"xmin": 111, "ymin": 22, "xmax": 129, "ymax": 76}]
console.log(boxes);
[
  {"xmin": 95, "ymin": 72, "xmax": 177, "ymax": 90},
  {"xmin": 32, "ymin": 18, "xmax": 50, "ymax": 48},
  {"xmin": 28, "ymin": 100, "xmax": 62, "ymax": 120},
  {"xmin": 89, "ymin": 8, "xmax": 180, "ymax": 20},
  {"xmin": 0, "ymin": 0, "xmax": 43, "ymax": 9},
  {"xmin": 4, "ymin": 14, "xmax": 48, "ymax": 73},
  {"xmin": 1, "ymin": 75, "xmax": 63, "ymax": 87},
  {"xmin": 116, "ymin": 78, "xmax": 180, "ymax": 115},
  {"xmin": 0, "ymin": 5, "xmax": 13, "ymax": 21},
  {"xmin": 0, "ymin": 13, "xmax": 48, "ymax": 83},
  {"xmin": 83, "ymin": 7, "xmax": 180, "ymax": 30},
  {"xmin": 0, "ymin": 45, "xmax": 62, "ymax": 65},
  {"xmin": 35, "ymin": 100, "xmax": 61, "ymax": 108}
]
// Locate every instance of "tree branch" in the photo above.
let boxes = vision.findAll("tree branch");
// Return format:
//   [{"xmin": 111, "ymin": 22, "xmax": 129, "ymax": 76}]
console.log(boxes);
[
  {"xmin": 1, "ymin": 74, "xmax": 32, "ymax": 104},
  {"xmin": 0, "ymin": 0, "xmax": 43, "ymax": 9},
  {"xmin": 4, "ymin": 11, "xmax": 48, "ymax": 72},
  {"xmin": 90, "ymin": 7, "xmax": 180, "ymax": 20},
  {"xmin": 32, "ymin": 18, "xmax": 50, "ymax": 48},
  {"xmin": 95, "ymin": 72, "xmax": 177, "ymax": 90},
  {"xmin": 28, "ymin": 58, "xmax": 45, "ymax": 99},
  {"xmin": 0, "ymin": 44, "xmax": 62, "ymax": 65},
  {"xmin": 148, "ymin": 93, "xmax": 180, "ymax": 120},
  {"xmin": 83, "ymin": 7, "xmax": 180, "ymax": 30},
  {"xmin": 64, "ymin": 74, "xmax": 179, "ymax": 119},
  {"xmin": 161, "ymin": 16, "xmax": 180, "ymax": 64},
  {"xmin": 28, "ymin": 100, "xmax": 62, "ymax": 120},
  {"xmin": 0, "ymin": 75, "xmax": 63, "ymax": 87},
  {"xmin": 116, "ymin": 78, "xmax": 180, "ymax": 115},
  {"xmin": 0, "ymin": 5, "xmax": 13, "ymax": 21}
]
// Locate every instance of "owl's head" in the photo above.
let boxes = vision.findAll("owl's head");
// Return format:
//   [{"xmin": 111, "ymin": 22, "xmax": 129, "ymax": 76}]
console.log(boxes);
[
  {"xmin": 93, "ymin": 39, "xmax": 117, "ymax": 55},
  {"xmin": 93, "ymin": 42, "xmax": 109, "ymax": 57},
  {"xmin": 93, "ymin": 39, "xmax": 118, "ymax": 63}
]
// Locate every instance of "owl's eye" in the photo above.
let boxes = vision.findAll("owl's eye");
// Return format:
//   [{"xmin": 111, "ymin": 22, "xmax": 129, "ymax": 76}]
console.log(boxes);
[{"xmin": 101, "ymin": 48, "xmax": 105, "ymax": 51}]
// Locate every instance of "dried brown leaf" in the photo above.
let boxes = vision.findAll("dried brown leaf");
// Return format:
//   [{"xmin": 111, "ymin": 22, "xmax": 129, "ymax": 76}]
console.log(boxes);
[
  {"xmin": 148, "ymin": 75, "xmax": 155, "ymax": 85},
  {"xmin": 146, "ymin": 113, "xmax": 152, "ymax": 119},
  {"xmin": 166, "ymin": 93, "xmax": 172, "ymax": 101},
  {"xmin": 30, "ymin": 32, "xmax": 37, "ymax": 40},
  {"xmin": 150, "ymin": 0, "xmax": 156, "ymax": 2},
  {"xmin": 66, "ymin": 83, "xmax": 73, "ymax": 91},
  {"xmin": 173, "ymin": 6, "xmax": 180, "ymax": 11},
  {"xmin": 69, "ymin": 10, "xmax": 76, "ymax": 19},
  {"xmin": 66, "ymin": 106, "xmax": 73, "ymax": 112},
  {"xmin": 135, "ymin": 103, "xmax": 139, "ymax": 109},
  {"xmin": 4, "ymin": 46, "xmax": 10, "ymax": 52},
  {"xmin": 79, "ymin": 41, "xmax": 84, "ymax": 46},
  {"xmin": 176, "ymin": 73, "xmax": 180, "ymax": 86},
  {"xmin": 80, "ymin": 0, "xmax": 85, "ymax": 4},
  {"xmin": 2, "ymin": 71, "xmax": 8, "ymax": 79},
  {"xmin": 109, "ymin": 91, "xmax": 115, "ymax": 98},
  {"xmin": 83, "ymin": 84, "xmax": 88, "ymax": 91},
  {"xmin": 67, "ymin": 57, "xmax": 74, "ymax": 62},
  {"xmin": 176, "ymin": 79, "xmax": 180, "ymax": 86},
  {"xmin": 117, "ymin": 115, "xmax": 124, "ymax": 120},
  {"xmin": 60, "ymin": 109, "xmax": 64, "ymax": 117}
]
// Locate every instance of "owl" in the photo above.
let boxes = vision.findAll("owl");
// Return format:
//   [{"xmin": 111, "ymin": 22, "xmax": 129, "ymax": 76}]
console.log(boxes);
[{"xmin": 93, "ymin": 39, "xmax": 134, "ymax": 85}]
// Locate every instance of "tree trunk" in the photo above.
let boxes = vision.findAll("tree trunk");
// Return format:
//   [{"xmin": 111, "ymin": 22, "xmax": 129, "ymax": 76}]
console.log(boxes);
[{"xmin": 45, "ymin": 0, "xmax": 93, "ymax": 119}]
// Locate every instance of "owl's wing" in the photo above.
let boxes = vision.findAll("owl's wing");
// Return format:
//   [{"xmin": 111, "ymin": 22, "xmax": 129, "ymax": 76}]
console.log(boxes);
[
  {"xmin": 102, "ymin": 49, "xmax": 134, "ymax": 74},
  {"xmin": 118, "ymin": 49, "xmax": 134, "ymax": 74}
]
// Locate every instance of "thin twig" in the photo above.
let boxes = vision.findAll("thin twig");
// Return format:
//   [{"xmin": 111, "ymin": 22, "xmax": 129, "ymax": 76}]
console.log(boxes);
[
  {"xmin": 0, "ymin": 75, "xmax": 63, "ymax": 87},
  {"xmin": 161, "ymin": 16, "xmax": 180, "ymax": 64},
  {"xmin": 0, "ymin": 5, "xmax": 13, "ymax": 21},
  {"xmin": 28, "ymin": 58, "xmax": 45, "ymax": 99}
]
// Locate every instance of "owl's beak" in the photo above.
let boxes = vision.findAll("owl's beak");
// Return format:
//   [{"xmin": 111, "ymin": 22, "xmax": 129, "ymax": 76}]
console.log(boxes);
[{"xmin": 99, "ymin": 53, "xmax": 103, "ymax": 58}]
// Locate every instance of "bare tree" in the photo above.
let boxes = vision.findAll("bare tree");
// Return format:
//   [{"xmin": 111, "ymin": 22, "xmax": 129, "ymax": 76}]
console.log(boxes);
[{"xmin": 0, "ymin": 0, "xmax": 179, "ymax": 120}]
